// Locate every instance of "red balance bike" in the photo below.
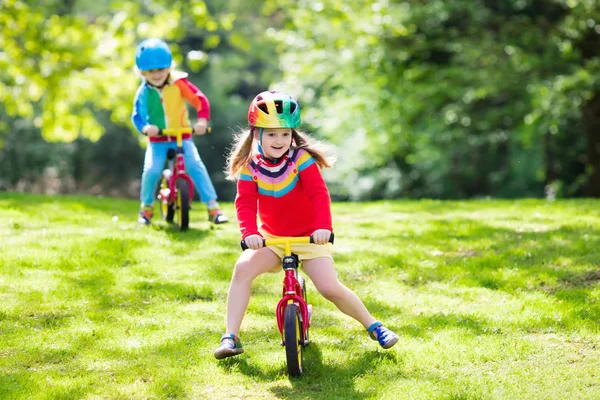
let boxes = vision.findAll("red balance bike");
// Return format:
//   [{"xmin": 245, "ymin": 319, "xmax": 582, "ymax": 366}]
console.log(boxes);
[
  {"xmin": 156, "ymin": 127, "xmax": 197, "ymax": 231},
  {"xmin": 241, "ymin": 234, "xmax": 334, "ymax": 377}
]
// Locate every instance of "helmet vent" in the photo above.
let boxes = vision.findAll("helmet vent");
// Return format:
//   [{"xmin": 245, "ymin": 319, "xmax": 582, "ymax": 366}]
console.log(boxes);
[
  {"xmin": 290, "ymin": 102, "xmax": 297, "ymax": 113},
  {"xmin": 258, "ymin": 103, "xmax": 269, "ymax": 114},
  {"xmin": 274, "ymin": 100, "xmax": 283, "ymax": 114}
]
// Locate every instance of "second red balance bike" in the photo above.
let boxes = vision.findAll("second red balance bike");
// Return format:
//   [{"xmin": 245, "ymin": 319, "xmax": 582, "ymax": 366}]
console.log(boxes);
[
  {"xmin": 156, "ymin": 127, "xmax": 197, "ymax": 231},
  {"xmin": 241, "ymin": 234, "xmax": 334, "ymax": 377}
]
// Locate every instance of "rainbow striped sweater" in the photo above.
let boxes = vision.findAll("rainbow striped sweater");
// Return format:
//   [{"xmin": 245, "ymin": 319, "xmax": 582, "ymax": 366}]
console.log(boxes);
[
  {"xmin": 131, "ymin": 71, "xmax": 210, "ymax": 142},
  {"xmin": 235, "ymin": 148, "xmax": 333, "ymax": 239}
]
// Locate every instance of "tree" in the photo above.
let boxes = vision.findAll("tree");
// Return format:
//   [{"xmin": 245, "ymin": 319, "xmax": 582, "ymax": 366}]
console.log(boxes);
[
  {"xmin": 0, "ymin": 0, "xmax": 284, "ymax": 199},
  {"xmin": 269, "ymin": 0, "xmax": 600, "ymax": 198}
]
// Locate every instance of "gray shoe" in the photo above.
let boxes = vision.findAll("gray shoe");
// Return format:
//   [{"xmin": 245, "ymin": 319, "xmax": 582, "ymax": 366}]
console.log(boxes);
[
  {"xmin": 208, "ymin": 205, "xmax": 229, "ymax": 224},
  {"xmin": 214, "ymin": 334, "xmax": 244, "ymax": 359}
]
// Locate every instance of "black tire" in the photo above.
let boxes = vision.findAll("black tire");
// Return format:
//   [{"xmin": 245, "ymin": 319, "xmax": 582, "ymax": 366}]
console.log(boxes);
[
  {"xmin": 166, "ymin": 202, "xmax": 175, "ymax": 223},
  {"xmin": 158, "ymin": 177, "xmax": 175, "ymax": 222},
  {"xmin": 299, "ymin": 276, "xmax": 309, "ymax": 344},
  {"xmin": 284, "ymin": 304, "xmax": 304, "ymax": 377},
  {"xmin": 176, "ymin": 179, "xmax": 190, "ymax": 231}
]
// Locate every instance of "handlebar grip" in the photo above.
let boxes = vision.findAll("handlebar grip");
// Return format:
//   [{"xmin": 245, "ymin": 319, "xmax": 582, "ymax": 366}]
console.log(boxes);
[
  {"xmin": 308, "ymin": 233, "xmax": 334, "ymax": 244},
  {"xmin": 240, "ymin": 238, "xmax": 266, "ymax": 251}
]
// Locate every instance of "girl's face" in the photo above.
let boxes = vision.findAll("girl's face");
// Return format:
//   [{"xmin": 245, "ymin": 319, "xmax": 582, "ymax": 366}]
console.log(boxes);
[
  {"xmin": 256, "ymin": 128, "xmax": 293, "ymax": 159},
  {"xmin": 142, "ymin": 68, "xmax": 170, "ymax": 87}
]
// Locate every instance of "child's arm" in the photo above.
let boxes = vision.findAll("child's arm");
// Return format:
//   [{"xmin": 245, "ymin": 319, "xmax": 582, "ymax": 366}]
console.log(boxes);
[
  {"xmin": 235, "ymin": 167, "xmax": 261, "ymax": 239},
  {"xmin": 131, "ymin": 84, "xmax": 150, "ymax": 134},
  {"xmin": 297, "ymin": 152, "xmax": 333, "ymax": 232},
  {"xmin": 176, "ymin": 78, "xmax": 210, "ymax": 121}
]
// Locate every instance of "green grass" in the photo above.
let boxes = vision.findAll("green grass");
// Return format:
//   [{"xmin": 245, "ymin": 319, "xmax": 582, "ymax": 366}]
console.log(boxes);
[{"xmin": 1, "ymin": 193, "xmax": 599, "ymax": 399}]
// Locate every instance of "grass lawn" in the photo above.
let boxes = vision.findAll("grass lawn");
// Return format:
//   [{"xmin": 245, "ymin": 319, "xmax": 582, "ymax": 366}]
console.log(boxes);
[{"xmin": 0, "ymin": 192, "xmax": 599, "ymax": 399}]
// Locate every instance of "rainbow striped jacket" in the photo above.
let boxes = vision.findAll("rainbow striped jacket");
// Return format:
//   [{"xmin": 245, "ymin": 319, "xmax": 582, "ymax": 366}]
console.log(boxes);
[
  {"xmin": 131, "ymin": 71, "xmax": 210, "ymax": 142},
  {"xmin": 236, "ymin": 148, "xmax": 333, "ymax": 238}
]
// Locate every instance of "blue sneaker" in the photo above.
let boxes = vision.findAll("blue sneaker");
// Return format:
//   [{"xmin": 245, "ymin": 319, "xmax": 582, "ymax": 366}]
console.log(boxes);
[
  {"xmin": 214, "ymin": 334, "xmax": 244, "ymax": 359},
  {"xmin": 367, "ymin": 321, "xmax": 399, "ymax": 349}
]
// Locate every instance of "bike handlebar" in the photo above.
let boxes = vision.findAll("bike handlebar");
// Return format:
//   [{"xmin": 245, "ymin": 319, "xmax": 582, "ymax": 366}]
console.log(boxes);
[
  {"xmin": 158, "ymin": 128, "xmax": 193, "ymax": 136},
  {"xmin": 158, "ymin": 126, "xmax": 211, "ymax": 136},
  {"xmin": 240, "ymin": 233, "xmax": 335, "ymax": 251}
]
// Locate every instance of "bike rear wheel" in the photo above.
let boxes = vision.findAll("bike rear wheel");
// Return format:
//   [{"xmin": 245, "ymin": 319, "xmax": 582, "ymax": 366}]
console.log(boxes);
[
  {"xmin": 284, "ymin": 303, "xmax": 304, "ymax": 376},
  {"xmin": 176, "ymin": 179, "xmax": 190, "ymax": 231}
]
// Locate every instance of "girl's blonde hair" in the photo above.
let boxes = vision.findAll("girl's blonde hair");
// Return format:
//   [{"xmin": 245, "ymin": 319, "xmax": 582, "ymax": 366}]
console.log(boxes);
[{"xmin": 226, "ymin": 128, "xmax": 335, "ymax": 181}]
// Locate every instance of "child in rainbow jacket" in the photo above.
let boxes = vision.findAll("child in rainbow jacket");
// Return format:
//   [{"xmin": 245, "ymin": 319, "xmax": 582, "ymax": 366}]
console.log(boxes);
[{"xmin": 131, "ymin": 38, "xmax": 228, "ymax": 225}]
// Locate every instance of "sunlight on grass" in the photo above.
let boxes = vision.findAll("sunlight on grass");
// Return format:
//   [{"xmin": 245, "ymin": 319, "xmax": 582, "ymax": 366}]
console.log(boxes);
[{"xmin": 0, "ymin": 193, "xmax": 599, "ymax": 399}]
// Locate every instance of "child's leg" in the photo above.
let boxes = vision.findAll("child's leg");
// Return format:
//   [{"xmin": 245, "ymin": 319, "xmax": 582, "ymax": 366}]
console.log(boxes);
[
  {"xmin": 182, "ymin": 140, "xmax": 217, "ymax": 203},
  {"xmin": 182, "ymin": 140, "xmax": 227, "ymax": 223},
  {"xmin": 302, "ymin": 257, "xmax": 376, "ymax": 329},
  {"xmin": 140, "ymin": 142, "xmax": 170, "ymax": 206},
  {"xmin": 214, "ymin": 247, "xmax": 280, "ymax": 359},
  {"xmin": 224, "ymin": 247, "xmax": 281, "ymax": 335},
  {"xmin": 303, "ymin": 257, "xmax": 399, "ymax": 348}
]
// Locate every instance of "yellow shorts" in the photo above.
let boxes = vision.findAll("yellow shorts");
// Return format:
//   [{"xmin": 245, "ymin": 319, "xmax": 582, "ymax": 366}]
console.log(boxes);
[{"xmin": 261, "ymin": 231, "xmax": 333, "ymax": 260}]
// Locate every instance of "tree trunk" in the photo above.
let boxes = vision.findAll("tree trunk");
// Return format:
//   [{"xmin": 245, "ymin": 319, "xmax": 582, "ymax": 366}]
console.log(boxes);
[
  {"xmin": 544, "ymin": 129, "xmax": 556, "ymax": 184},
  {"xmin": 581, "ymin": 91, "xmax": 600, "ymax": 197}
]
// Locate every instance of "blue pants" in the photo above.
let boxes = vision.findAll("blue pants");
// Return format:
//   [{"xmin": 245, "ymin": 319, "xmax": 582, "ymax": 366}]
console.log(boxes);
[{"xmin": 140, "ymin": 140, "xmax": 217, "ymax": 206}]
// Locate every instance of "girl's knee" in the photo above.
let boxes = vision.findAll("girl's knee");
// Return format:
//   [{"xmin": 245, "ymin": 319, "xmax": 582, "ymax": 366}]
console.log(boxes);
[
  {"xmin": 316, "ymin": 280, "xmax": 345, "ymax": 300},
  {"xmin": 232, "ymin": 259, "xmax": 259, "ymax": 282}
]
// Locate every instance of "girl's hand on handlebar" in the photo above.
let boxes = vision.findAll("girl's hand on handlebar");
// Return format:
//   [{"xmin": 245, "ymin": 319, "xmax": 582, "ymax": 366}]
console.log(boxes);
[
  {"xmin": 194, "ymin": 118, "xmax": 209, "ymax": 135},
  {"xmin": 244, "ymin": 234, "xmax": 264, "ymax": 250},
  {"xmin": 143, "ymin": 125, "xmax": 160, "ymax": 137},
  {"xmin": 312, "ymin": 229, "xmax": 332, "ymax": 245}
]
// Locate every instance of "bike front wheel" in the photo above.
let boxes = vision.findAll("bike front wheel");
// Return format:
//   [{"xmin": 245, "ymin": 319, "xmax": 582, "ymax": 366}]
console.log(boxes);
[
  {"xmin": 158, "ymin": 176, "xmax": 175, "ymax": 222},
  {"xmin": 176, "ymin": 179, "xmax": 190, "ymax": 231},
  {"xmin": 284, "ymin": 303, "xmax": 304, "ymax": 377},
  {"xmin": 298, "ymin": 276, "xmax": 310, "ymax": 345}
]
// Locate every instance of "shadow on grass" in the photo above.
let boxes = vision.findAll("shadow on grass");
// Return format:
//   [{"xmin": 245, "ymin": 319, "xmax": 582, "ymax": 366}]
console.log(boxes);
[
  {"xmin": 151, "ymin": 222, "xmax": 214, "ymax": 242},
  {"xmin": 64, "ymin": 270, "xmax": 218, "ymax": 313},
  {"xmin": 399, "ymin": 312, "xmax": 499, "ymax": 338},
  {"xmin": 219, "ymin": 356, "xmax": 280, "ymax": 380},
  {"xmin": 357, "ymin": 219, "xmax": 600, "ymax": 332},
  {"xmin": 428, "ymin": 222, "xmax": 599, "ymax": 290},
  {"xmin": 358, "ymin": 295, "xmax": 502, "ymax": 337},
  {"xmin": 0, "ymin": 192, "xmax": 134, "ymax": 217},
  {"xmin": 0, "ymin": 193, "xmax": 232, "ymax": 235},
  {"xmin": 272, "ymin": 344, "xmax": 403, "ymax": 400},
  {"xmin": 216, "ymin": 342, "xmax": 403, "ymax": 399}
]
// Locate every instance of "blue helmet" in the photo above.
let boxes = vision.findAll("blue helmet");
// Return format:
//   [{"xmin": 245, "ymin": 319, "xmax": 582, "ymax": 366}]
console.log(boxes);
[{"xmin": 135, "ymin": 38, "xmax": 172, "ymax": 71}]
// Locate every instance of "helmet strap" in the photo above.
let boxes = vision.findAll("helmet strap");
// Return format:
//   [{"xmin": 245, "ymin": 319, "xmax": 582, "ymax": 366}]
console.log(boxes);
[{"xmin": 257, "ymin": 128, "xmax": 265, "ymax": 157}]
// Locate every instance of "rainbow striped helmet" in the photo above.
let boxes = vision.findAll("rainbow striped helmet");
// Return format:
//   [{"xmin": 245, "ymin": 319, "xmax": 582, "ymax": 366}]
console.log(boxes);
[{"xmin": 248, "ymin": 91, "xmax": 301, "ymax": 129}]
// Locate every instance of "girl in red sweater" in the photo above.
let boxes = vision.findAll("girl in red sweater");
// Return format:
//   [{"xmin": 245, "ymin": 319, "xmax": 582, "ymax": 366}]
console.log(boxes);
[{"xmin": 214, "ymin": 90, "xmax": 398, "ymax": 359}]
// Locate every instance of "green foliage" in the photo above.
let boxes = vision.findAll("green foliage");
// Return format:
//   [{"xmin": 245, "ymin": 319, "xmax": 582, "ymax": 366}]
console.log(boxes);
[
  {"xmin": 271, "ymin": 0, "xmax": 600, "ymax": 198},
  {"xmin": 1, "ymin": 0, "xmax": 599, "ymax": 199},
  {"xmin": 0, "ymin": 0, "xmax": 284, "ymax": 199},
  {"xmin": 1, "ymin": 0, "xmax": 138, "ymax": 140}
]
